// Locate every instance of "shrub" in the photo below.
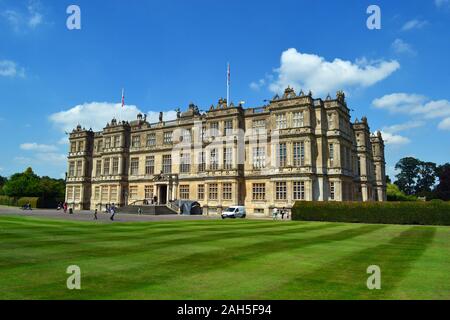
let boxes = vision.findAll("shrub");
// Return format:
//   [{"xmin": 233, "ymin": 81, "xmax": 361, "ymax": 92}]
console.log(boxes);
[
  {"xmin": 386, "ymin": 183, "xmax": 417, "ymax": 201},
  {"xmin": 292, "ymin": 201, "xmax": 450, "ymax": 226},
  {"xmin": 17, "ymin": 197, "xmax": 41, "ymax": 209}
]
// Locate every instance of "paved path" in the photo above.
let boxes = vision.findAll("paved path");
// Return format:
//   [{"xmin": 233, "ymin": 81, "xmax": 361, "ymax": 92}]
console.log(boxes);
[
  {"xmin": 0, "ymin": 206, "xmax": 221, "ymax": 223},
  {"xmin": 0, "ymin": 206, "xmax": 278, "ymax": 223}
]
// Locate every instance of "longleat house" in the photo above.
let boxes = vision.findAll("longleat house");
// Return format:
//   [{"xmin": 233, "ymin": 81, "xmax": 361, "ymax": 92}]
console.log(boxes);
[{"xmin": 66, "ymin": 87, "xmax": 387, "ymax": 215}]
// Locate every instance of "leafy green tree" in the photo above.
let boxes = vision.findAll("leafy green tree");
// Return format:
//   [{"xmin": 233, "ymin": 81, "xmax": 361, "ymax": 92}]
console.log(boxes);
[
  {"xmin": 435, "ymin": 163, "xmax": 450, "ymax": 201},
  {"xmin": 415, "ymin": 161, "xmax": 437, "ymax": 195},
  {"xmin": 2, "ymin": 167, "xmax": 42, "ymax": 197},
  {"xmin": 0, "ymin": 175, "xmax": 7, "ymax": 195},
  {"xmin": 395, "ymin": 157, "xmax": 421, "ymax": 195},
  {"xmin": 387, "ymin": 183, "xmax": 417, "ymax": 201}
]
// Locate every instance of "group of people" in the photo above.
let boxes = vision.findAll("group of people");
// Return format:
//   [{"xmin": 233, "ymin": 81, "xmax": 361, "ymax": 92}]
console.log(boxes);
[
  {"xmin": 57, "ymin": 202, "xmax": 70, "ymax": 214},
  {"xmin": 272, "ymin": 207, "xmax": 290, "ymax": 220},
  {"xmin": 100, "ymin": 203, "xmax": 117, "ymax": 221}
]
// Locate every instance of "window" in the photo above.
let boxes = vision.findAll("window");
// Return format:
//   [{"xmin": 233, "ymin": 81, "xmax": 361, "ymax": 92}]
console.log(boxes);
[
  {"xmin": 68, "ymin": 161, "xmax": 75, "ymax": 177},
  {"xmin": 197, "ymin": 184, "xmax": 204, "ymax": 200},
  {"xmin": 103, "ymin": 158, "xmax": 110, "ymax": 175},
  {"xmin": 357, "ymin": 156, "xmax": 361, "ymax": 175},
  {"xmin": 162, "ymin": 155, "xmax": 172, "ymax": 174},
  {"xmin": 129, "ymin": 186, "xmax": 138, "ymax": 200},
  {"xmin": 252, "ymin": 119, "xmax": 266, "ymax": 134},
  {"xmin": 97, "ymin": 140, "xmax": 103, "ymax": 152},
  {"xmin": 276, "ymin": 113, "xmax": 287, "ymax": 129},
  {"xmin": 94, "ymin": 186, "xmax": 100, "ymax": 200},
  {"xmin": 101, "ymin": 186, "xmax": 109, "ymax": 201},
  {"xmin": 223, "ymin": 183, "xmax": 232, "ymax": 200},
  {"xmin": 210, "ymin": 122, "xmax": 219, "ymax": 137},
  {"xmin": 146, "ymin": 133, "xmax": 156, "ymax": 146},
  {"xmin": 95, "ymin": 160, "xmax": 102, "ymax": 176},
  {"xmin": 201, "ymin": 126, "xmax": 207, "ymax": 141},
  {"xmin": 67, "ymin": 186, "xmax": 74, "ymax": 200},
  {"xmin": 329, "ymin": 143, "xmax": 334, "ymax": 167},
  {"xmin": 293, "ymin": 181, "xmax": 305, "ymax": 200},
  {"xmin": 198, "ymin": 152, "xmax": 205, "ymax": 172},
  {"xmin": 180, "ymin": 153, "xmax": 191, "ymax": 173},
  {"xmin": 78, "ymin": 141, "xmax": 84, "ymax": 152},
  {"xmin": 293, "ymin": 111, "xmax": 305, "ymax": 127},
  {"xmin": 114, "ymin": 135, "xmax": 121, "ymax": 148},
  {"xmin": 275, "ymin": 182, "xmax": 287, "ymax": 200},
  {"xmin": 132, "ymin": 135, "xmax": 141, "ymax": 148},
  {"xmin": 70, "ymin": 142, "xmax": 76, "ymax": 153},
  {"xmin": 252, "ymin": 183, "xmax": 266, "ymax": 200},
  {"xmin": 74, "ymin": 186, "xmax": 81, "ymax": 201},
  {"xmin": 180, "ymin": 185, "xmax": 190, "ymax": 199},
  {"xmin": 145, "ymin": 185, "xmax": 154, "ymax": 199},
  {"xmin": 330, "ymin": 182, "xmax": 335, "ymax": 200},
  {"xmin": 112, "ymin": 157, "xmax": 119, "ymax": 175},
  {"xmin": 223, "ymin": 147, "xmax": 233, "ymax": 170},
  {"xmin": 76, "ymin": 160, "xmax": 83, "ymax": 177},
  {"xmin": 277, "ymin": 143, "xmax": 287, "ymax": 167},
  {"xmin": 145, "ymin": 156, "xmax": 155, "ymax": 175},
  {"xmin": 181, "ymin": 129, "xmax": 191, "ymax": 143},
  {"xmin": 110, "ymin": 186, "xmax": 118, "ymax": 202},
  {"xmin": 210, "ymin": 149, "xmax": 219, "ymax": 170},
  {"xmin": 252, "ymin": 147, "xmax": 266, "ymax": 169},
  {"xmin": 130, "ymin": 158, "xmax": 139, "ymax": 175},
  {"xmin": 208, "ymin": 183, "xmax": 218, "ymax": 200},
  {"xmin": 163, "ymin": 131, "xmax": 173, "ymax": 144},
  {"xmin": 104, "ymin": 137, "xmax": 111, "ymax": 149},
  {"xmin": 293, "ymin": 141, "xmax": 305, "ymax": 166},
  {"xmin": 224, "ymin": 120, "xmax": 233, "ymax": 135}
]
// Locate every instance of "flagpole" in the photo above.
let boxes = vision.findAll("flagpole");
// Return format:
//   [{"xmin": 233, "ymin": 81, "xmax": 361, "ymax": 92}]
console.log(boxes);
[{"xmin": 227, "ymin": 62, "xmax": 230, "ymax": 107}]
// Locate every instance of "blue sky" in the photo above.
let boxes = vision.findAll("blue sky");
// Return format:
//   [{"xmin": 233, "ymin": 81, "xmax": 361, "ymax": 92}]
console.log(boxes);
[{"xmin": 0, "ymin": 0, "xmax": 449, "ymax": 179}]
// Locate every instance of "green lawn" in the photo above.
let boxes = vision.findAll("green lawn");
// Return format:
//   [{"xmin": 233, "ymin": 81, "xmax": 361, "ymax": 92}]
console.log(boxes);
[{"xmin": 0, "ymin": 215, "xmax": 449, "ymax": 300}]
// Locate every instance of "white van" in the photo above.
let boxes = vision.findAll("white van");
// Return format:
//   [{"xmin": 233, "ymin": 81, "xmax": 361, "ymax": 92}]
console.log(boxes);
[{"xmin": 221, "ymin": 206, "xmax": 246, "ymax": 219}]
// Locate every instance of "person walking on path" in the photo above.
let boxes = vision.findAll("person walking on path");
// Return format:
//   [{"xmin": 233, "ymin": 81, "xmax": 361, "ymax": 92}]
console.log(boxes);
[
  {"xmin": 281, "ymin": 207, "xmax": 286, "ymax": 220},
  {"xmin": 272, "ymin": 207, "xmax": 278, "ymax": 220},
  {"xmin": 63, "ymin": 202, "xmax": 68, "ymax": 214},
  {"xmin": 94, "ymin": 209, "xmax": 98, "ymax": 220},
  {"xmin": 138, "ymin": 207, "xmax": 142, "ymax": 215},
  {"xmin": 110, "ymin": 205, "xmax": 116, "ymax": 221}
]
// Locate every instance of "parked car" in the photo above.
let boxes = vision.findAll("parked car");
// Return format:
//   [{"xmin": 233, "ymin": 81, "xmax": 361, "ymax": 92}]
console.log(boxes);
[{"xmin": 221, "ymin": 206, "xmax": 246, "ymax": 219}]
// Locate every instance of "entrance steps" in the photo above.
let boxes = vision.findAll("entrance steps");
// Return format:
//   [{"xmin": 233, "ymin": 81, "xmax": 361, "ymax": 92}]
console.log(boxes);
[{"xmin": 118, "ymin": 204, "xmax": 178, "ymax": 215}]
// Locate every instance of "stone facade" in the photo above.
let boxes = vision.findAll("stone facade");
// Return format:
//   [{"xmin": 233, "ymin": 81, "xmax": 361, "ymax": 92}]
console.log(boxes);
[{"xmin": 65, "ymin": 88, "xmax": 387, "ymax": 215}]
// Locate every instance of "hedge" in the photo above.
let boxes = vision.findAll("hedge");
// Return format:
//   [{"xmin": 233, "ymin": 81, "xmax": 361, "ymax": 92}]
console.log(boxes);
[
  {"xmin": 0, "ymin": 195, "xmax": 18, "ymax": 207},
  {"xmin": 0, "ymin": 196, "xmax": 61, "ymax": 209},
  {"xmin": 292, "ymin": 201, "xmax": 450, "ymax": 226},
  {"xmin": 17, "ymin": 197, "xmax": 41, "ymax": 209}
]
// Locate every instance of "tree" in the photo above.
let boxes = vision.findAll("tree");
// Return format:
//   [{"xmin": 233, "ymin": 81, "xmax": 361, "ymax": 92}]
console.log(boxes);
[
  {"xmin": 0, "ymin": 175, "xmax": 7, "ymax": 195},
  {"xmin": 415, "ymin": 161, "xmax": 437, "ymax": 195},
  {"xmin": 2, "ymin": 167, "xmax": 41, "ymax": 197},
  {"xmin": 395, "ymin": 157, "xmax": 421, "ymax": 195},
  {"xmin": 435, "ymin": 163, "xmax": 450, "ymax": 201}
]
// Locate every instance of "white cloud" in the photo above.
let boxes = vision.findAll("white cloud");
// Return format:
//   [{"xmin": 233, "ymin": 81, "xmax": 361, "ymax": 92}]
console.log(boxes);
[
  {"xmin": 49, "ymin": 102, "xmax": 177, "ymax": 133},
  {"xmin": 15, "ymin": 153, "xmax": 66, "ymax": 166},
  {"xmin": 401, "ymin": 19, "xmax": 428, "ymax": 31},
  {"xmin": 255, "ymin": 48, "xmax": 399, "ymax": 96},
  {"xmin": 382, "ymin": 120, "xmax": 425, "ymax": 134},
  {"xmin": 1, "ymin": 0, "xmax": 44, "ymax": 32},
  {"xmin": 438, "ymin": 117, "xmax": 450, "ymax": 130},
  {"xmin": 20, "ymin": 143, "xmax": 57, "ymax": 152},
  {"xmin": 373, "ymin": 93, "xmax": 450, "ymax": 120},
  {"xmin": 391, "ymin": 38, "xmax": 416, "ymax": 55},
  {"xmin": 380, "ymin": 132, "xmax": 411, "ymax": 146},
  {"xmin": 435, "ymin": 0, "xmax": 450, "ymax": 8},
  {"xmin": 0, "ymin": 60, "xmax": 25, "ymax": 78}
]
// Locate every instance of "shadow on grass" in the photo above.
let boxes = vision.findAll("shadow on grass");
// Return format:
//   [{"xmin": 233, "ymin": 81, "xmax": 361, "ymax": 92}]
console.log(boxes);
[{"xmin": 266, "ymin": 226, "xmax": 437, "ymax": 299}]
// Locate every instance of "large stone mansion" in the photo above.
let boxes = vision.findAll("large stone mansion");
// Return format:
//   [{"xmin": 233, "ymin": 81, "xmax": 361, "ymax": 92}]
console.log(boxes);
[{"xmin": 66, "ymin": 87, "xmax": 387, "ymax": 215}]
